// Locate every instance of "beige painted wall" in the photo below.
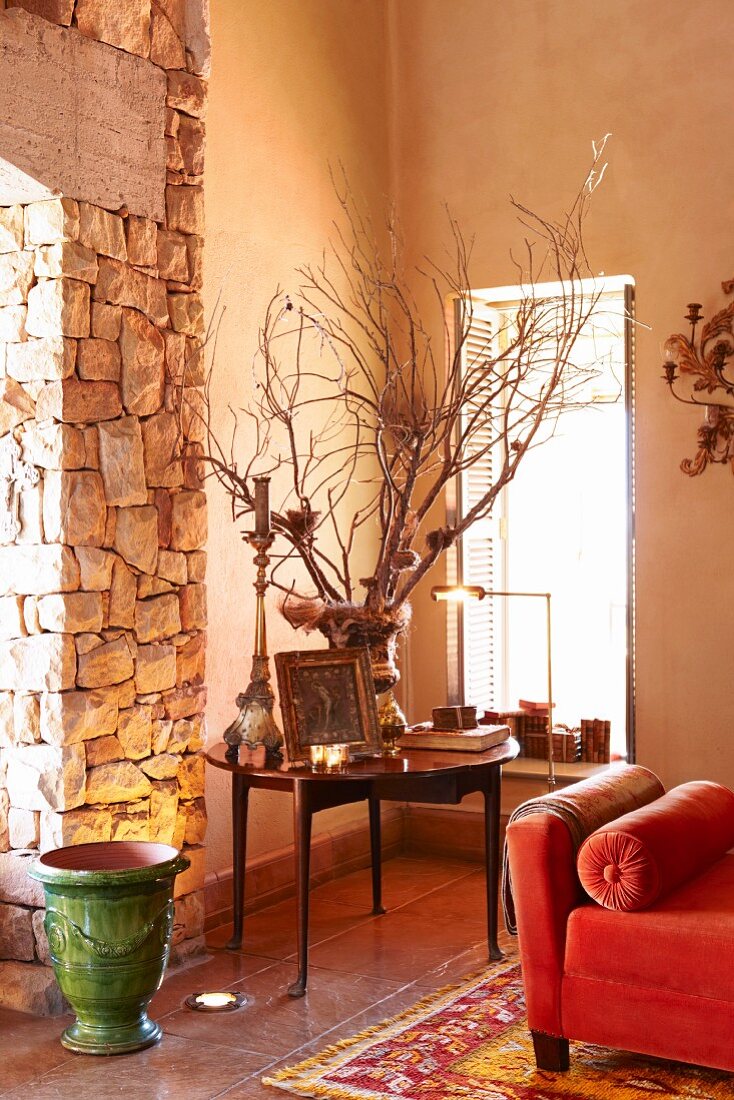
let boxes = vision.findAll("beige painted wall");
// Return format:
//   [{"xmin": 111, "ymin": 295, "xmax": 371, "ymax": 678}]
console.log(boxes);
[
  {"xmin": 205, "ymin": 0, "xmax": 734, "ymax": 877},
  {"xmin": 203, "ymin": 1, "xmax": 390, "ymax": 873},
  {"xmin": 390, "ymin": 0, "xmax": 734, "ymax": 792}
]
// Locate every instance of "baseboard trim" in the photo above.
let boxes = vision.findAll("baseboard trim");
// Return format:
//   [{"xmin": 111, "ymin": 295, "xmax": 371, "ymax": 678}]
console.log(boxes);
[
  {"xmin": 204, "ymin": 800, "xmax": 520, "ymax": 929},
  {"xmin": 403, "ymin": 806, "xmax": 510, "ymax": 861},
  {"xmin": 204, "ymin": 805, "xmax": 405, "ymax": 930}
]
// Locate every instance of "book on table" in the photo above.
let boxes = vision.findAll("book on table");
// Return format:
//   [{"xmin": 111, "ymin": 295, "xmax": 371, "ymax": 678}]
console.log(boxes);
[
  {"xmin": 431, "ymin": 705, "xmax": 478, "ymax": 730},
  {"xmin": 518, "ymin": 699, "xmax": 555, "ymax": 716},
  {"xmin": 399, "ymin": 723, "xmax": 511, "ymax": 752}
]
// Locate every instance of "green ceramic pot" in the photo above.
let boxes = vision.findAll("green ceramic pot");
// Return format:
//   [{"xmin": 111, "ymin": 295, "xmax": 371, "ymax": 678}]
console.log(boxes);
[{"xmin": 29, "ymin": 841, "xmax": 190, "ymax": 1055}]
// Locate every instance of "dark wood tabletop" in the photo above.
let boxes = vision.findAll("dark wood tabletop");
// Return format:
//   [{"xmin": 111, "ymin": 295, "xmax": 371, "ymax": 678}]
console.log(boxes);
[{"xmin": 206, "ymin": 738, "xmax": 519, "ymax": 781}]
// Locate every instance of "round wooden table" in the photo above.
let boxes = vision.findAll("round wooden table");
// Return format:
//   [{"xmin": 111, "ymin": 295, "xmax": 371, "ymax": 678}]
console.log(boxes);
[{"xmin": 206, "ymin": 738, "xmax": 519, "ymax": 996}]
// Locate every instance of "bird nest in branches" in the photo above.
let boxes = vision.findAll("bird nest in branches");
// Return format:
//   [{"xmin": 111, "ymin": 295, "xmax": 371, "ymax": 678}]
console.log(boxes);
[{"xmin": 281, "ymin": 596, "xmax": 411, "ymax": 648}]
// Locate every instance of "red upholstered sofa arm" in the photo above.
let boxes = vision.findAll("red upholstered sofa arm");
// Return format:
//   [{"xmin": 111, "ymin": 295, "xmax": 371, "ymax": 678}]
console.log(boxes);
[
  {"xmin": 506, "ymin": 813, "xmax": 581, "ymax": 1035},
  {"xmin": 505, "ymin": 764, "xmax": 665, "ymax": 1037}
]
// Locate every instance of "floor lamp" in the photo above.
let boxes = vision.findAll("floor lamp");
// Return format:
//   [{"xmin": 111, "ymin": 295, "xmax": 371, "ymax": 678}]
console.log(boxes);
[{"xmin": 431, "ymin": 585, "xmax": 556, "ymax": 792}]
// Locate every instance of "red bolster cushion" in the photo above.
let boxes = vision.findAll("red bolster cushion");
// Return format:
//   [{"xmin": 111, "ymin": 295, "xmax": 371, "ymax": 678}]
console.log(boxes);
[{"xmin": 577, "ymin": 781, "xmax": 734, "ymax": 911}]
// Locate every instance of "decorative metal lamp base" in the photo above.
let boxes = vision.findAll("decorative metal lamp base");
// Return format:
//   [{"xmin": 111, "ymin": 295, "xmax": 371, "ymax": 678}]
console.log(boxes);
[
  {"xmin": 224, "ymin": 528, "xmax": 284, "ymax": 762},
  {"xmin": 224, "ymin": 689, "xmax": 283, "ymax": 761}
]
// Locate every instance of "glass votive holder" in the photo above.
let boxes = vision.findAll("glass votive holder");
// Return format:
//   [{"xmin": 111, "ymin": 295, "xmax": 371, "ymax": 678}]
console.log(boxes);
[
  {"xmin": 309, "ymin": 745, "xmax": 326, "ymax": 770},
  {"xmin": 323, "ymin": 744, "xmax": 350, "ymax": 771}
]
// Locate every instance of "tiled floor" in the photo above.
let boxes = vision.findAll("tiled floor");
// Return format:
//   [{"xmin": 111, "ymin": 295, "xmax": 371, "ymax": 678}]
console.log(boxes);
[{"xmin": 0, "ymin": 855, "xmax": 514, "ymax": 1098}]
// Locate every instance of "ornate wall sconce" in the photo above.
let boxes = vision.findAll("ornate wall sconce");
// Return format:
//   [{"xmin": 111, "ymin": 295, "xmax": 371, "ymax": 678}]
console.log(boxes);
[{"xmin": 662, "ymin": 287, "xmax": 734, "ymax": 476}]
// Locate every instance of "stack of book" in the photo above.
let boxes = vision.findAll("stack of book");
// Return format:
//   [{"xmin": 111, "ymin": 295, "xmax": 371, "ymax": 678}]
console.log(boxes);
[
  {"xmin": 580, "ymin": 718, "xmax": 611, "ymax": 763},
  {"xmin": 552, "ymin": 726, "xmax": 581, "ymax": 762},
  {"xmin": 518, "ymin": 699, "xmax": 551, "ymax": 716},
  {"xmin": 399, "ymin": 722, "xmax": 511, "ymax": 752},
  {"xmin": 479, "ymin": 709, "xmax": 524, "ymax": 739},
  {"xmin": 519, "ymin": 711, "xmax": 549, "ymax": 758},
  {"xmin": 514, "ymin": 725, "xmax": 583, "ymax": 762},
  {"xmin": 477, "ymin": 700, "xmax": 611, "ymax": 763},
  {"xmin": 431, "ymin": 705, "xmax": 478, "ymax": 731}
]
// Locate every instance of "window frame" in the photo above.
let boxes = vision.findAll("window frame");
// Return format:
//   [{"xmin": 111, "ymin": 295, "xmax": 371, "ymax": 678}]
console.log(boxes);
[{"xmin": 445, "ymin": 278, "xmax": 636, "ymax": 763}]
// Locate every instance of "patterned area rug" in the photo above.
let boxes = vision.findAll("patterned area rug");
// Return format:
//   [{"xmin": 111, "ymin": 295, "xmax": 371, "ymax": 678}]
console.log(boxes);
[{"xmin": 263, "ymin": 959, "xmax": 733, "ymax": 1098}]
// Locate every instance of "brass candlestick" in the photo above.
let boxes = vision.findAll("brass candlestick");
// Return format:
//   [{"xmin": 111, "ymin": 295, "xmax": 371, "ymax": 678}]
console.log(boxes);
[{"xmin": 224, "ymin": 529, "xmax": 284, "ymax": 761}]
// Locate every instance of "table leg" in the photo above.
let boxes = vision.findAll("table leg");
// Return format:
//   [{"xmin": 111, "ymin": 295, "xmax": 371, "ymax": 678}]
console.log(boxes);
[
  {"xmin": 227, "ymin": 774, "xmax": 249, "ymax": 950},
  {"xmin": 484, "ymin": 766, "xmax": 503, "ymax": 961},
  {"xmin": 368, "ymin": 796, "xmax": 386, "ymax": 915},
  {"xmin": 288, "ymin": 779, "xmax": 312, "ymax": 998}
]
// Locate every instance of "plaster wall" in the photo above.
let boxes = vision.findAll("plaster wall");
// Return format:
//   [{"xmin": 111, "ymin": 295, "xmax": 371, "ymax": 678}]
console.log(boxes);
[
  {"xmin": 389, "ymin": 0, "xmax": 734, "ymax": 792},
  {"xmin": 204, "ymin": 0, "xmax": 390, "ymax": 872},
  {"xmin": 204, "ymin": 0, "xmax": 734, "ymax": 878}
]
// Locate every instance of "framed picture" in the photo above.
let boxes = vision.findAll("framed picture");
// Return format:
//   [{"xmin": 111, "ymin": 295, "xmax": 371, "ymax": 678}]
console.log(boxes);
[{"xmin": 274, "ymin": 647, "xmax": 381, "ymax": 762}]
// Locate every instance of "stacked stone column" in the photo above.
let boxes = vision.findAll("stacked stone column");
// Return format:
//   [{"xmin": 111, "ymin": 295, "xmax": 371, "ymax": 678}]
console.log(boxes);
[{"xmin": 0, "ymin": 0, "xmax": 209, "ymax": 1014}]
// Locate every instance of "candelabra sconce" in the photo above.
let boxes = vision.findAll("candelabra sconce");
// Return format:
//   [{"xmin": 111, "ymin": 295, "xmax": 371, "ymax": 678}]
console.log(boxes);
[
  {"xmin": 224, "ymin": 477, "xmax": 284, "ymax": 762},
  {"xmin": 662, "ymin": 287, "xmax": 734, "ymax": 477}
]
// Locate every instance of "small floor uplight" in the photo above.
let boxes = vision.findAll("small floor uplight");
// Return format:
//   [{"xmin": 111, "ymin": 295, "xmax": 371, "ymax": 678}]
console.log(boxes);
[{"xmin": 184, "ymin": 991, "xmax": 249, "ymax": 1012}]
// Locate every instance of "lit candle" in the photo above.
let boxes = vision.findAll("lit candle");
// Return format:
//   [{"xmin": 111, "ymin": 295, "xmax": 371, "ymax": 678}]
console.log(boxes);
[
  {"xmin": 310, "ymin": 745, "xmax": 326, "ymax": 769},
  {"xmin": 253, "ymin": 476, "xmax": 270, "ymax": 536},
  {"xmin": 324, "ymin": 744, "xmax": 349, "ymax": 770},
  {"xmin": 324, "ymin": 745, "xmax": 341, "ymax": 769}
]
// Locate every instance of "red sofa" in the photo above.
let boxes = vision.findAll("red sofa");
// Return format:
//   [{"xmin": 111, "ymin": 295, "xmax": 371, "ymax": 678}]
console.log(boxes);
[{"xmin": 506, "ymin": 764, "xmax": 734, "ymax": 1073}]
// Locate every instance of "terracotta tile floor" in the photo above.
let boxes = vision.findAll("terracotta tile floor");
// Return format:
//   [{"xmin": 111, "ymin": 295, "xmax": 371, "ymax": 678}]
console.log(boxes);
[{"xmin": 0, "ymin": 855, "xmax": 513, "ymax": 1099}]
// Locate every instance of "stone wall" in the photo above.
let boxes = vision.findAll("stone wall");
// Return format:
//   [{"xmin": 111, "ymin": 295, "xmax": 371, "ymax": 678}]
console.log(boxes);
[{"xmin": 0, "ymin": 0, "xmax": 209, "ymax": 1014}]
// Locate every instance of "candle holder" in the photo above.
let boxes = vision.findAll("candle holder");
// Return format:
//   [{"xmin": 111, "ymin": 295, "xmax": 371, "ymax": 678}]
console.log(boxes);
[
  {"xmin": 662, "ymin": 287, "xmax": 734, "ymax": 478},
  {"xmin": 309, "ymin": 745, "xmax": 326, "ymax": 770},
  {"xmin": 223, "ymin": 530, "xmax": 284, "ymax": 761},
  {"xmin": 323, "ymin": 744, "xmax": 350, "ymax": 770}
]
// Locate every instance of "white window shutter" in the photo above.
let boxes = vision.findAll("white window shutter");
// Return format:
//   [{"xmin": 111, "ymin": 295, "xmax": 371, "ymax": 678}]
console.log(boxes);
[{"xmin": 457, "ymin": 305, "xmax": 505, "ymax": 711}]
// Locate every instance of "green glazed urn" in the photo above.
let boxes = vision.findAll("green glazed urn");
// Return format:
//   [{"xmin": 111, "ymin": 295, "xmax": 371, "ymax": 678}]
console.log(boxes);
[{"xmin": 29, "ymin": 840, "xmax": 190, "ymax": 1055}]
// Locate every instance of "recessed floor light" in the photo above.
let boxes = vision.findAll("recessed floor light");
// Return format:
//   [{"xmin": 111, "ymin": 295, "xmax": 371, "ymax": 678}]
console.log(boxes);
[{"xmin": 184, "ymin": 991, "xmax": 249, "ymax": 1012}]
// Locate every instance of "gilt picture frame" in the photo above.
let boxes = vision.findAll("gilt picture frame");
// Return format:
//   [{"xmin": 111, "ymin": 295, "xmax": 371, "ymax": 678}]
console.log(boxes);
[{"xmin": 274, "ymin": 647, "xmax": 381, "ymax": 763}]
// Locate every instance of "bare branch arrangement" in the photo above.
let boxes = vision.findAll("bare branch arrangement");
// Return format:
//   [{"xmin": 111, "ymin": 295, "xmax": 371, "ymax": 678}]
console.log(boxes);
[{"xmin": 194, "ymin": 138, "xmax": 610, "ymax": 652}]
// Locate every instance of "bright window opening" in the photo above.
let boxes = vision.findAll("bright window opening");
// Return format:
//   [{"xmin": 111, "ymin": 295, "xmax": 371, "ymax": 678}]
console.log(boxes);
[{"xmin": 453, "ymin": 276, "xmax": 634, "ymax": 760}]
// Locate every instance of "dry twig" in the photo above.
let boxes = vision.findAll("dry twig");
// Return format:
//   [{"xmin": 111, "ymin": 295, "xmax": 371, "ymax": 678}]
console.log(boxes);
[{"xmin": 190, "ymin": 138, "xmax": 612, "ymax": 635}]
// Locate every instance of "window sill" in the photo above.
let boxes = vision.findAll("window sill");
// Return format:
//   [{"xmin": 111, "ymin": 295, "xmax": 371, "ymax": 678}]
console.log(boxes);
[{"xmin": 502, "ymin": 758, "xmax": 620, "ymax": 785}]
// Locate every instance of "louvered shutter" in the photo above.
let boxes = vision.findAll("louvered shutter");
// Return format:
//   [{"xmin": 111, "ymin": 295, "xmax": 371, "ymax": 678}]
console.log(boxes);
[{"xmin": 457, "ymin": 305, "xmax": 505, "ymax": 711}]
